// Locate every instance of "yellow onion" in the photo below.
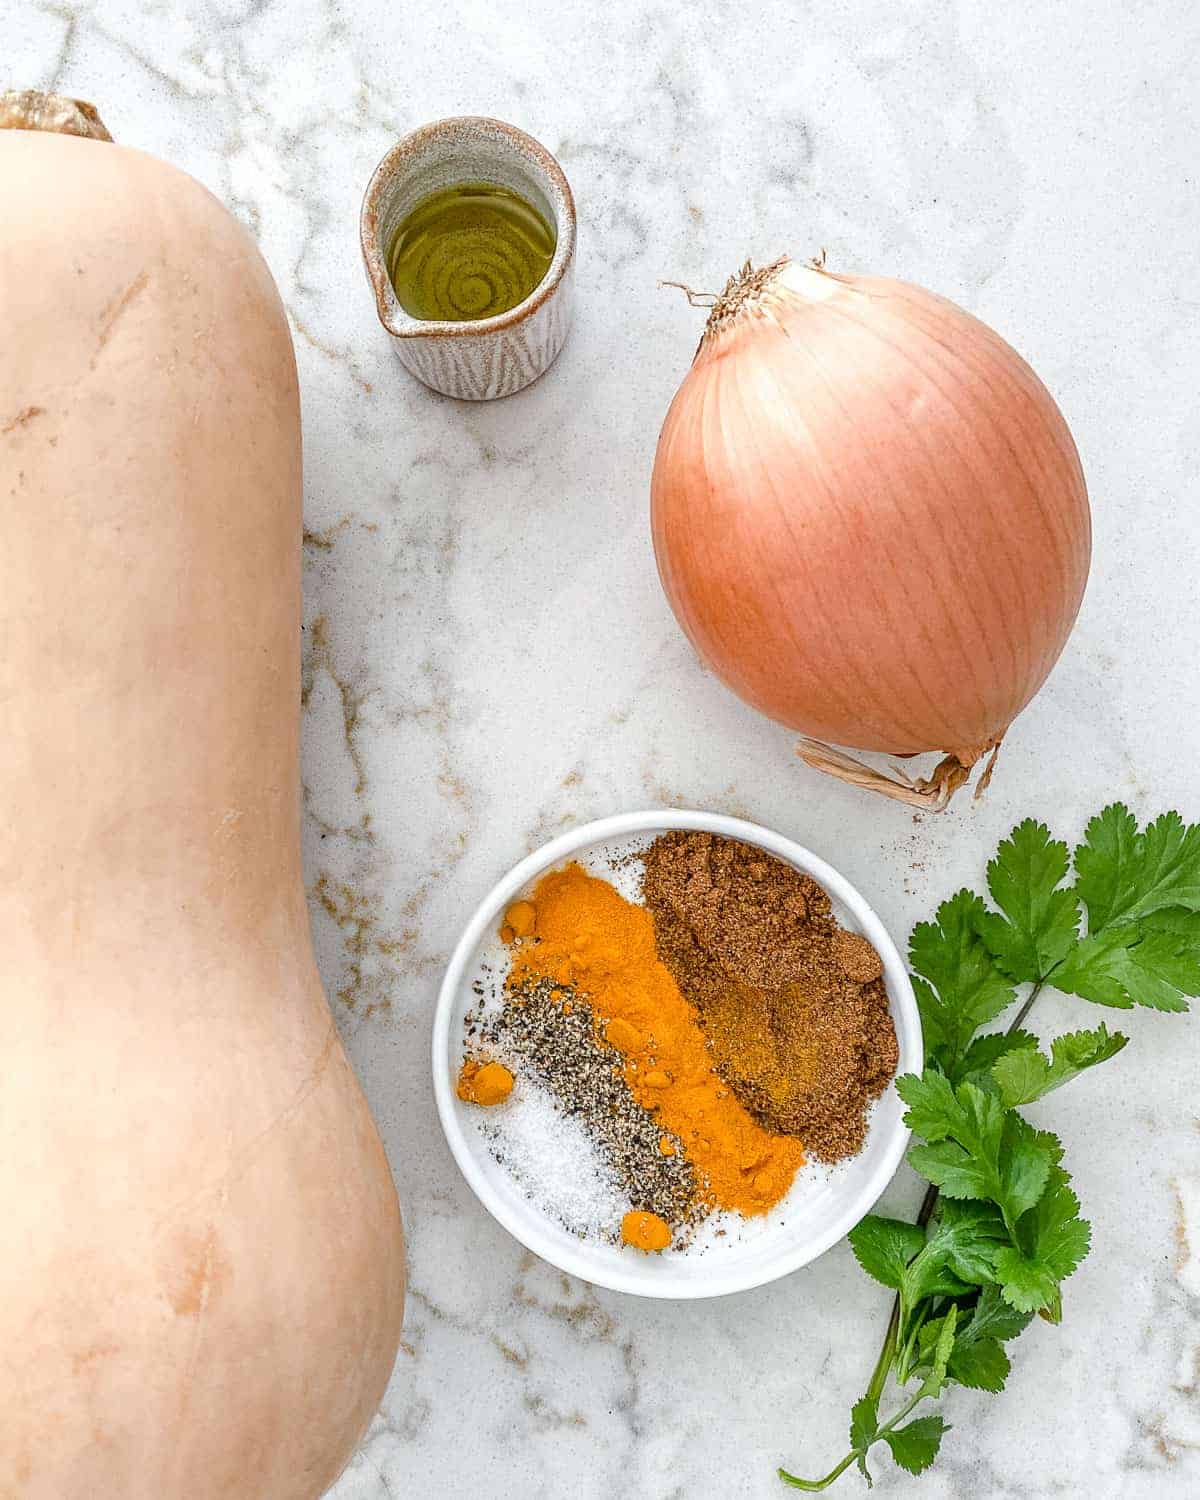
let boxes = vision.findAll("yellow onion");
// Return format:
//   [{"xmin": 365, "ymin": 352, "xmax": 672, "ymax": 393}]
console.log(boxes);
[{"xmin": 651, "ymin": 257, "xmax": 1091, "ymax": 809}]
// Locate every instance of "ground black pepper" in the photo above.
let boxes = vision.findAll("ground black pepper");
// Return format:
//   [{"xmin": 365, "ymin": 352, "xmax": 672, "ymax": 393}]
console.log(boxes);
[{"xmin": 481, "ymin": 975, "xmax": 700, "ymax": 1232}]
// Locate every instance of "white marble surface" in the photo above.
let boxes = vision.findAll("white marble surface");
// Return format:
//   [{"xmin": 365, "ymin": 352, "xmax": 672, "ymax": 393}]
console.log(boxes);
[{"xmin": 13, "ymin": 2, "xmax": 1200, "ymax": 1494}]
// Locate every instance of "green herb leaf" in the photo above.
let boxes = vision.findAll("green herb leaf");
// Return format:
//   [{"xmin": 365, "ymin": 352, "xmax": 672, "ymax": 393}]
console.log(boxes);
[
  {"xmin": 974, "ymin": 820, "xmax": 1081, "ymax": 982},
  {"xmin": 961, "ymin": 1282, "xmax": 1035, "ymax": 1345},
  {"xmin": 1142, "ymin": 907, "xmax": 1200, "ymax": 942},
  {"xmin": 993, "ymin": 1023, "xmax": 1128, "ymax": 1106},
  {"xmin": 847, "ymin": 1216, "xmax": 927, "ymax": 1291},
  {"xmin": 901, "ymin": 1249, "xmax": 972, "ymax": 1313},
  {"xmin": 1127, "ymin": 812, "xmax": 1200, "ymax": 919},
  {"xmin": 849, "ymin": 1393, "xmax": 878, "ymax": 1452},
  {"xmin": 921, "ymin": 1198, "xmax": 1009, "ymax": 1286},
  {"xmin": 899, "ymin": 1074, "xmax": 1056, "ymax": 1228},
  {"xmin": 919, "ymin": 1304, "xmax": 958, "ymax": 1399},
  {"xmin": 914, "ymin": 1287, "xmax": 1030, "ymax": 1393},
  {"xmin": 946, "ymin": 1331, "xmax": 1010, "ymax": 1392},
  {"xmin": 994, "ymin": 1253, "xmax": 1064, "ymax": 1315},
  {"xmin": 894, "ymin": 1069, "xmax": 960, "ymax": 1141},
  {"xmin": 913, "ymin": 1266, "xmax": 974, "ymax": 1312},
  {"xmin": 914, "ymin": 1314, "xmax": 948, "ymax": 1361},
  {"xmin": 918, "ymin": 1314, "xmax": 1014, "ymax": 1392},
  {"xmin": 955, "ymin": 1030, "xmax": 1038, "ymax": 1091},
  {"xmin": 1072, "ymin": 803, "xmax": 1141, "ymax": 931},
  {"xmin": 993, "ymin": 1168, "xmax": 1091, "ymax": 1315},
  {"xmin": 849, "ymin": 1394, "xmax": 878, "ymax": 1485},
  {"xmin": 906, "ymin": 1120, "xmax": 1053, "ymax": 1228},
  {"xmin": 941, "ymin": 1286, "xmax": 1032, "ymax": 1392},
  {"xmin": 1075, "ymin": 805, "xmax": 1200, "ymax": 930},
  {"xmin": 883, "ymin": 1414, "xmax": 948, "ymax": 1476},
  {"xmin": 878, "ymin": 1205, "xmax": 998, "ymax": 1341},
  {"xmin": 910, "ymin": 892, "xmax": 1016, "ymax": 1077},
  {"xmin": 1053, "ymin": 927, "xmax": 1200, "ymax": 1011}
]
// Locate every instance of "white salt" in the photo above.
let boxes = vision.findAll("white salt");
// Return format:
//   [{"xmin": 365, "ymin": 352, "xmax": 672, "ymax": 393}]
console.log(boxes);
[{"xmin": 475, "ymin": 1077, "xmax": 629, "ymax": 1241}]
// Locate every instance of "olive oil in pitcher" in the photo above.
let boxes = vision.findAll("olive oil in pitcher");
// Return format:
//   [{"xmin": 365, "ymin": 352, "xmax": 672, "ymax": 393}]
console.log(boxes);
[{"xmin": 386, "ymin": 181, "xmax": 556, "ymax": 322}]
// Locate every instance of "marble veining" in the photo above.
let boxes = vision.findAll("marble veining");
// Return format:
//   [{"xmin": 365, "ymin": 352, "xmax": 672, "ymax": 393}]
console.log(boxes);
[{"xmin": 12, "ymin": 1, "xmax": 1200, "ymax": 1494}]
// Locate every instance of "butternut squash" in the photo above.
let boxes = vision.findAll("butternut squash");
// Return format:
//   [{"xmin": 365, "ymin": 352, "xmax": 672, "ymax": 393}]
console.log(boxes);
[{"xmin": 0, "ymin": 97, "xmax": 405, "ymax": 1498}]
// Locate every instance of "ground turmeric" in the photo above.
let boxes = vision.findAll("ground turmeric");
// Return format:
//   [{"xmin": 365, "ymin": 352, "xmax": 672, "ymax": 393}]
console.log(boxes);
[
  {"xmin": 501, "ymin": 900, "xmax": 537, "ymax": 943},
  {"xmin": 621, "ymin": 1210, "xmax": 672, "ymax": 1252},
  {"xmin": 457, "ymin": 1058, "xmax": 515, "ymax": 1106},
  {"xmin": 505, "ymin": 863, "xmax": 803, "ymax": 1216}
]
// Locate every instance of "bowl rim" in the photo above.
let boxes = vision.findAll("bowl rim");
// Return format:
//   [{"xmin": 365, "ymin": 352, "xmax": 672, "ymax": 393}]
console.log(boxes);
[{"xmin": 432, "ymin": 809, "xmax": 921, "ymax": 1300}]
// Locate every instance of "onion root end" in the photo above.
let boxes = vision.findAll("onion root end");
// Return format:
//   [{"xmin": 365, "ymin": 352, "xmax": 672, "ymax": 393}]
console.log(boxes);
[{"xmin": 796, "ymin": 737, "xmax": 1006, "ymax": 811}]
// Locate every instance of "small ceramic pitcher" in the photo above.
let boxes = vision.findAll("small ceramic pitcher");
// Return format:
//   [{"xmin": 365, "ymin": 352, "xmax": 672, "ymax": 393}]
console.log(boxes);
[{"xmin": 361, "ymin": 116, "xmax": 576, "ymax": 401}]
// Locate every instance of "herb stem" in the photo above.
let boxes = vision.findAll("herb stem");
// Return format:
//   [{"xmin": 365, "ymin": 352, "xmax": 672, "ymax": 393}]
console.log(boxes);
[
  {"xmin": 896, "ymin": 1304, "xmax": 929, "ymax": 1385},
  {"xmin": 865, "ymin": 1300, "xmax": 900, "ymax": 1405},
  {"xmin": 1008, "ymin": 978, "xmax": 1047, "ymax": 1035},
  {"xmin": 874, "ymin": 1387, "xmax": 926, "ymax": 1439},
  {"xmin": 863, "ymin": 979, "xmax": 1051, "ymax": 1409},
  {"xmin": 779, "ymin": 1384, "xmax": 930, "ymax": 1492},
  {"xmin": 786, "ymin": 977, "xmax": 1055, "ymax": 1492},
  {"xmin": 778, "ymin": 1452, "xmax": 860, "ymax": 1492}
]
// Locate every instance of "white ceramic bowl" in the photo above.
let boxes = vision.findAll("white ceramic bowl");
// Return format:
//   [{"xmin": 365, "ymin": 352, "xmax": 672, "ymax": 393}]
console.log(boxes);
[{"xmin": 432, "ymin": 811, "xmax": 921, "ymax": 1299}]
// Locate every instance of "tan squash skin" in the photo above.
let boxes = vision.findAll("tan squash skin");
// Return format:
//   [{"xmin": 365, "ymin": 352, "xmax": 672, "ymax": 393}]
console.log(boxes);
[{"xmin": 0, "ymin": 131, "xmax": 406, "ymax": 1498}]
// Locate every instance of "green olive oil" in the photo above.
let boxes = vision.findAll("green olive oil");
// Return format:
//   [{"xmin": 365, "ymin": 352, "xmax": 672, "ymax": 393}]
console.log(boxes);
[{"xmin": 386, "ymin": 181, "xmax": 556, "ymax": 322}]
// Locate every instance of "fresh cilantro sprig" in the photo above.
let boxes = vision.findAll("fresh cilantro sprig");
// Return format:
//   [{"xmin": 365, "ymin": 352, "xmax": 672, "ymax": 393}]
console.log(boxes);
[{"xmin": 779, "ymin": 805, "xmax": 1199, "ymax": 1490}]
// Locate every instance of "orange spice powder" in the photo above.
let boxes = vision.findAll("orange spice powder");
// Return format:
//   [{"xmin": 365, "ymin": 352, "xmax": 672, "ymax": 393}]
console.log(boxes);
[{"xmin": 505, "ymin": 863, "xmax": 804, "ymax": 1216}]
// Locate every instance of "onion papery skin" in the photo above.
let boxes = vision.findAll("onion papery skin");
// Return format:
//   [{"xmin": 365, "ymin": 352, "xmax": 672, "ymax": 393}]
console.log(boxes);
[{"xmin": 651, "ymin": 260, "xmax": 1091, "ymax": 782}]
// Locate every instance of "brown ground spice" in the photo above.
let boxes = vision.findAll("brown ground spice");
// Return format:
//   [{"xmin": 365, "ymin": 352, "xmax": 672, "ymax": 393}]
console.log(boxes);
[{"xmin": 640, "ymin": 831, "xmax": 898, "ymax": 1163}]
